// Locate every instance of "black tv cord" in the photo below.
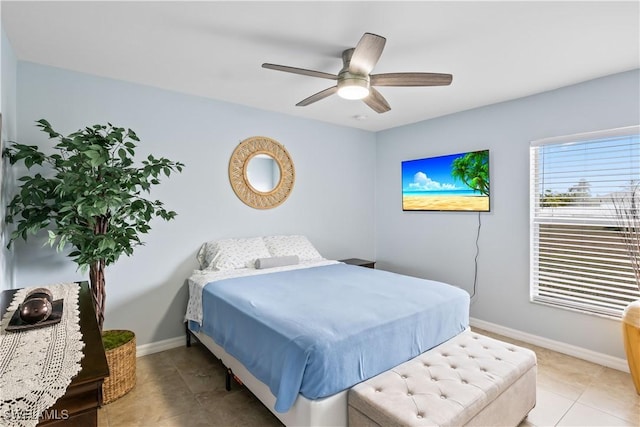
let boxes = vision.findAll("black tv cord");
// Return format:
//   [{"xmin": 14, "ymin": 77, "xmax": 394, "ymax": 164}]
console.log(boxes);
[{"xmin": 470, "ymin": 211, "xmax": 481, "ymax": 300}]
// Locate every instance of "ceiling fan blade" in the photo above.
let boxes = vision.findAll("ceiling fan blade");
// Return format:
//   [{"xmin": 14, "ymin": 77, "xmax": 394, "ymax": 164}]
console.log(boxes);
[
  {"xmin": 262, "ymin": 63, "xmax": 337, "ymax": 80},
  {"xmin": 363, "ymin": 88, "xmax": 391, "ymax": 114},
  {"xmin": 370, "ymin": 72, "xmax": 453, "ymax": 87},
  {"xmin": 296, "ymin": 86, "xmax": 338, "ymax": 107},
  {"xmin": 349, "ymin": 33, "xmax": 386, "ymax": 75}
]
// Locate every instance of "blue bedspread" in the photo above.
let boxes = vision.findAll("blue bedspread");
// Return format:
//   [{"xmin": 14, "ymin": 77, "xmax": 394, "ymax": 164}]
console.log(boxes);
[{"xmin": 198, "ymin": 263, "xmax": 469, "ymax": 412}]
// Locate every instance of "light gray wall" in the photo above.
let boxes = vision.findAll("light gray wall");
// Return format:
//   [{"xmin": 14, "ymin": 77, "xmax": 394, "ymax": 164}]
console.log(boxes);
[
  {"xmin": 8, "ymin": 56, "xmax": 639, "ymax": 359},
  {"xmin": 375, "ymin": 69, "xmax": 640, "ymax": 360},
  {"xmin": 13, "ymin": 62, "xmax": 376, "ymax": 345},
  {"xmin": 0, "ymin": 26, "xmax": 17, "ymax": 292}
]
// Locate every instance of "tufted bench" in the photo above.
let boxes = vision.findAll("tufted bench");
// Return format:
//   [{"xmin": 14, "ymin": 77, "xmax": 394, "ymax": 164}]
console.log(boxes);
[{"xmin": 348, "ymin": 331, "xmax": 537, "ymax": 426}]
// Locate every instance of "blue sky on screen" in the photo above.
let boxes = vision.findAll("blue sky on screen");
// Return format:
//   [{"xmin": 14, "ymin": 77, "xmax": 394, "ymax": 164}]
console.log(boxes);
[{"xmin": 402, "ymin": 152, "xmax": 469, "ymax": 192}]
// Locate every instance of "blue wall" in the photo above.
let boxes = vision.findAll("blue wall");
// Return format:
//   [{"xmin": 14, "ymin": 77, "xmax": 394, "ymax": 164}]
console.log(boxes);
[
  {"xmin": 6, "ymin": 27, "xmax": 640, "ymax": 360},
  {"xmin": 1, "ymin": 26, "xmax": 17, "ymax": 292},
  {"xmin": 13, "ymin": 62, "xmax": 376, "ymax": 345},
  {"xmin": 375, "ymin": 69, "xmax": 640, "ymax": 359}
]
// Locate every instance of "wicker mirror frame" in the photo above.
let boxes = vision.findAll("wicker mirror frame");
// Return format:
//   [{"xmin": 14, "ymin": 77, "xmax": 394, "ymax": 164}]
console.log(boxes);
[{"xmin": 229, "ymin": 136, "xmax": 295, "ymax": 209}]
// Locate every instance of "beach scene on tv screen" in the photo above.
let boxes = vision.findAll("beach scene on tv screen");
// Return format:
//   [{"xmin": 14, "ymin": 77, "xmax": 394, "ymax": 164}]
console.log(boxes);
[{"xmin": 402, "ymin": 150, "xmax": 490, "ymax": 211}]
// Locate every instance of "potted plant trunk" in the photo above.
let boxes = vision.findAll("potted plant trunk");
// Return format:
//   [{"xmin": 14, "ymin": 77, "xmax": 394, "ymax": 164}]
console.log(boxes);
[
  {"xmin": 613, "ymin": 184, "xmax": 640, "ymax": 394},
  {"xmin": 4, "ymin": 120, "xmax": 184, "ymax": 402}
]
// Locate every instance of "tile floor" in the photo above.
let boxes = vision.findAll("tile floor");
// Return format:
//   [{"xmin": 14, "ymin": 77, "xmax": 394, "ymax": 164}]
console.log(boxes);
[{"xmin": 97, "ymin": 328, "xmax": 640, "ymax": 426}]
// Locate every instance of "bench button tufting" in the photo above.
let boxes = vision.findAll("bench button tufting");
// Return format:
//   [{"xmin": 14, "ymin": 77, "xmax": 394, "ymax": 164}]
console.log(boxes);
[{"xmin": 349, "ymin": 333, "xmax": 537, "ymax": 427}]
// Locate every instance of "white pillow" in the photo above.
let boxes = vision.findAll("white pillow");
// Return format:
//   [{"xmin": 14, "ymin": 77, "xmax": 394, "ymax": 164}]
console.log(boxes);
[
  {"xmin": 196, "ymin": 241, "xmax": 217, "ymax": 269},
  {"xmin": 197, "ymin": 237, "xmax": 271, "ymax": 270},
  {"xmin": 263, "ymin": 235, "xmax": 323, "ymax": 261}
]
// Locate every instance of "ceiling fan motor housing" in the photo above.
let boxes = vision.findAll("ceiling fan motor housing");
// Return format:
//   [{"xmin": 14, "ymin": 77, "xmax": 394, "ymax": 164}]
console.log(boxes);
[{"xmin": 337, "ymin": 48, "xmax": 370, "ymax": 99}]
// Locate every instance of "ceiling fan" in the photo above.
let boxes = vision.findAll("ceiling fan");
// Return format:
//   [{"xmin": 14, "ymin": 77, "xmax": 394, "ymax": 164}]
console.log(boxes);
[{"xmin": 262, "ymin": 32, "xmax": 453, "ymax": 114}]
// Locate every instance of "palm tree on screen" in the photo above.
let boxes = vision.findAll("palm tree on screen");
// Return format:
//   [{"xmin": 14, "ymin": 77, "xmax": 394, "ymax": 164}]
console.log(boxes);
[{"xmin": 451, "ymin": 151, "xmax": 489, "ymax": 196}]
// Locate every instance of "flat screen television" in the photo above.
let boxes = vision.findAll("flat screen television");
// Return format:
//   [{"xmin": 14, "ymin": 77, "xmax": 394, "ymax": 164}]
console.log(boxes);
[{"xmin": 402, "ymin": 149, "xmax": 490, "ymax": 211}]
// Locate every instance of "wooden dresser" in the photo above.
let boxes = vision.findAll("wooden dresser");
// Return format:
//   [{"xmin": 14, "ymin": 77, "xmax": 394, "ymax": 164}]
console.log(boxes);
[{"xmin": 0, "ymin": 282, "xmax": 109, "ymax": 426}]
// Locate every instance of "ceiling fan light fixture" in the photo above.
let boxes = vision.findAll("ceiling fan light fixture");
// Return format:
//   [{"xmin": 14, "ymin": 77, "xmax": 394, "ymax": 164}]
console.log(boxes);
[
  {"xmin": 263, "ymin": 32, "xmax": 452, "ymax": 113},
  {"xmin": 337, "ymin": 76, "xmax": 370, "ymax": 100},
  {"xmin": 338, "ymin": 85, "xmax": 369, "ymax": 100}
]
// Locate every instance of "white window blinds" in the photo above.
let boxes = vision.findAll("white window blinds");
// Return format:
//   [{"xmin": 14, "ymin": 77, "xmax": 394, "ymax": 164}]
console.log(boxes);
[{"xmin": 530, "ymin": 126, "xmax": 640, "ymax": 318}]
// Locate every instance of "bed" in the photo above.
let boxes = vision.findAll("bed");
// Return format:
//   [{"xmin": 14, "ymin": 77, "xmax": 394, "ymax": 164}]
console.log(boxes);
[{"xmin": 184, "ymin": 236, "xmax": 470, "ymax": 426}]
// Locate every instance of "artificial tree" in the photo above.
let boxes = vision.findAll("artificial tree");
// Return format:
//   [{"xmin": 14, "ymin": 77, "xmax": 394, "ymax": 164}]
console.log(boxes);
[{"xmin": 4, "ymin": 119, "xmax": 184, "ymax": 330}]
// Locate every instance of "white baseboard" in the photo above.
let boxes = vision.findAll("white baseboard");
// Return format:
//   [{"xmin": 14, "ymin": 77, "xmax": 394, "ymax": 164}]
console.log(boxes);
[
  {"xmin": 136, "ymin": 321, "xmax": 630, "ymax": 374},
  {"xmin": 136, "ymin": 336, "xmax": 184, "ymax": 357},
  {"xmin": 470, "ymin": 317, "xmax": 629, "ymax": 373}
]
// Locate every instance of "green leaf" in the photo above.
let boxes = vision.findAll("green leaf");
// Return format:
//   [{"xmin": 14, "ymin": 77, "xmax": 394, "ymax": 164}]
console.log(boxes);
[{"xmin": 4, "ymin": 119, "xmax": 184, "ymax": 292}]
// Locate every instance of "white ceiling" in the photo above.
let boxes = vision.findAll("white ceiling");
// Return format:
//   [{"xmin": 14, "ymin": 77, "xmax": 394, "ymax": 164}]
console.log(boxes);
[{"xmin": 2, "ymin": 1, "xmax": 639, "ymax": 132}]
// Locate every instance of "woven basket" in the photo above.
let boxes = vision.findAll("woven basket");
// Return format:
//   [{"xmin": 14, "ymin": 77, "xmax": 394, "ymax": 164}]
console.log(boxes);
[{"xmin": 102, "ymin": 330, "xmax": 136, "ymax": 404}]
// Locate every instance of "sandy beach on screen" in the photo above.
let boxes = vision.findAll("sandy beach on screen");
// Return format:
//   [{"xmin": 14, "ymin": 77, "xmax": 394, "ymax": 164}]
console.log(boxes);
[{"xmin": 403, "ymin": 195, "xmax": 489, "ymax": 211}]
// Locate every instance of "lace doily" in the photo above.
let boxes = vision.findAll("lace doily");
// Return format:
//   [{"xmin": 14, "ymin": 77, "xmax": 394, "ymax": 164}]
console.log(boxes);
[{"xmin": 0, "ymin": 283, "xmax": 85, "ymax": 427}]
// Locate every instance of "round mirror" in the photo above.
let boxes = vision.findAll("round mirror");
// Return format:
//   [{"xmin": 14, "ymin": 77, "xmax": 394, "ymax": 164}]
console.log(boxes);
[
  {"xmin": 245, "ymin": 153, "xmax": 281, "ymax": 193},
  {"xmin": 229, "ymin": 136, "xmax": 295, "ymax": 209}
]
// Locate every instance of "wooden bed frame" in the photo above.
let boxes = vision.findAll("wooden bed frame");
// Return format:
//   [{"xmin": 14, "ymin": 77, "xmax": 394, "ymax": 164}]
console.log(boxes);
[{"xmin": 187, "ymin": 325, "xmax": 349, "ymax": 426}]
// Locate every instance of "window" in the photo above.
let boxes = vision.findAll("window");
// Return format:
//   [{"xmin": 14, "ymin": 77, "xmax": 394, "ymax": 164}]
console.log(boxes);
[{"xmin": 530, "ymin": 126, "xmax": 640, "ymax": 318}]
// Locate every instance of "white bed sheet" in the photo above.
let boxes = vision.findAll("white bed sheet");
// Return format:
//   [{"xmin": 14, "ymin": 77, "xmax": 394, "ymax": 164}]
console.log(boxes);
[{"xmin": 184, "ymin": 259, "xmax": 340, "ymax": 325}]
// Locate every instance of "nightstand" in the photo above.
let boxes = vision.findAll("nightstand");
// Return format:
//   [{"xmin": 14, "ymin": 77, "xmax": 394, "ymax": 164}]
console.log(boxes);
[{"xmin": 339, "ymin": 258, "xmax": 376, "ymax": 269}]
